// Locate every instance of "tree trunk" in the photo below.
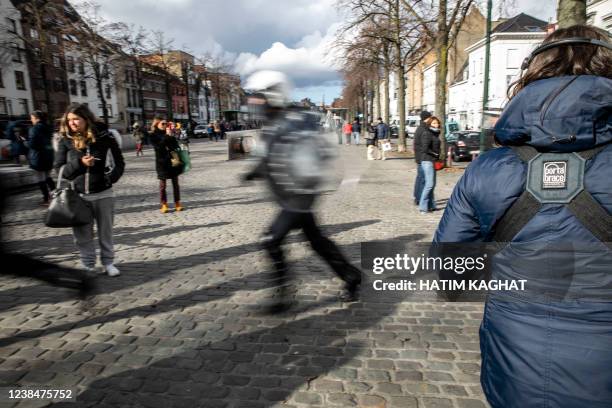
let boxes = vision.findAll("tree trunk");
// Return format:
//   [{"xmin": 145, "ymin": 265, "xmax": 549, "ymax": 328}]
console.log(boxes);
[
  {"xmin": 165, "ymin": 75, "xmax": 173, "ymax": 120},
  {"xmin": 94, "ymin": 63, "xmax": 109, "ymax": 125},
  {"xmin": 183, "ymin": 64, "xmax": 192, "ymax": 124},
  {"xmin": 375, "ymin": 75, "xmax": 381, "ymax": 120},
  {"xmin": 362, "ymin": 79, "xmax": 368, "ymax": 135},
  {"xmin": 135, "ymin": 60, "xmax": 145, "ymax": 126},
  {"xmin": 39, "ymin": 63, "xmax": 53, "ymax": 119},
  {"xmin": 383, "ymin": 45, "xmax": 390, "ymax": 125},
  {"xmin": 394, "ymin": 0, "xmax": 406, "ymax": 152},
  {"xmin": 435, "ymin": 0, "xmax": 449, "ymax": 160},
  {"xmin": 557, "ymin": 0, "xmax": 586, "ymax": 28}
]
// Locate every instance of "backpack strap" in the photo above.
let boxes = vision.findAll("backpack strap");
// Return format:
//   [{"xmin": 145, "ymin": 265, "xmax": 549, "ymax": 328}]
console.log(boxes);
[
  {"xmin": 493, "ymin": 144, "xmax": 612, "ymax": 248},
  {"xmin": 492, "ymin": 146, "xmax": 541, "ymax": 242}
]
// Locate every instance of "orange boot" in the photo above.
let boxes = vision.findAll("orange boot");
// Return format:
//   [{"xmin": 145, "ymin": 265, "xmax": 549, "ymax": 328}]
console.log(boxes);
[
  {"xmin": 160, "ymin": 203, "xmax": 169, "ymax": 213},
  {"xmin": 175, "ymin": 201, "xmax": 183, "ymax": 212}
]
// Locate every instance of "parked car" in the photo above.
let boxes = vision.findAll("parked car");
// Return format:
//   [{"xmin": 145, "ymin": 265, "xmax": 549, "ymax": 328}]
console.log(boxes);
[
  {"xmin": 406, "ymin": 115, "xmax": 420, "ymax": 137},
  {"xmin": 446, "ymin": 131, "xmax": 481, "ymax": 162},
  {"xmin": 193, "ymin": 124, "xmax": 208, "ymax": 138}
]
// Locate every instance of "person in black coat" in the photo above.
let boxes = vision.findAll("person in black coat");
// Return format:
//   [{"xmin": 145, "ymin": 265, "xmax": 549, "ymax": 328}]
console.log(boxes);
[
  {"xmin": 28, "ymin": 111, "xmax": 56, "ymax": 205},
  {"xmin": 413, "ymin": 110, "xmax": 431, "ymax": 205},
  {"xmin": 416, "ymin": 116, "xmax": 441, "ymax": 213},
  {"xmin": 54, "ymin": 103, "xmax": 125, "ymax": 277},
  {"xmin": 149, "ymin": 116, "xmax": 183, "ymax": 213}
]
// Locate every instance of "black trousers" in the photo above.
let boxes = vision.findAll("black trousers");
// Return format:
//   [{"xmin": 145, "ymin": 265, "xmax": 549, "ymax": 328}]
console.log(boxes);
[{"xmin": 262, "ymin": 210, "xmax": 361, "ymax": 290}]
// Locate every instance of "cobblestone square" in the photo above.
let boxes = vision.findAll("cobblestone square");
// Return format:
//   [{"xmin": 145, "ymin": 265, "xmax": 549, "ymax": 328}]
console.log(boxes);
[{"xmin": 0, "ymin": 139, "xmax": 486, "ymax": 408}]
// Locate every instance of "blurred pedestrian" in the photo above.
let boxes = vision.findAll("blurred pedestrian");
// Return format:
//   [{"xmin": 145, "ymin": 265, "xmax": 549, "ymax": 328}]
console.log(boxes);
[
  {"xmin": 213, "ymin": 121, "xmax": 221, "ymax": 142},
  {"xmin": 352, "ymin": 117, "xmax": 361, "ymax": 145},
  {"xmin": 417, "ymin": 116, "xmax": 440, "ymax": 213},
  {"xmin": 413, "ymin": 111, "xmax": 431, "ymax": 205},
  {"xmin": 150, "ymin": 116, "xmax": 183, "ymax": 213},
  {"xmin": 342, "ymin": 120, "xmax": 352, "ymax": 145},
  {"xmin": 206, "ymin": 123, "xmax": 214, "ymax": 141},
  {"xmin": 376, "ymin": 117, "xmax": 390, "ymax": 160},
  {"xmin": 242, "ymin": 70, "xmax": 361, "ymax": 313},
  {"xmin": 27, "ymin": 110, "xmax": 56, "ymax": 205},
  {"xmin": 6, "ymin": 121, "xmax": 28, "ymax": 165},
  {"xmin": 54, "ymin": 103, "xmax": 125, "ymax": 276},
  {"xmin": 132, "ymin": 122, "xmax": 145, "ymax": 157}
]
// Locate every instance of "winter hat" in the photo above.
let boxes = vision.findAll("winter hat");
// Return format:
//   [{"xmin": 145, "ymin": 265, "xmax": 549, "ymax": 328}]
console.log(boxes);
[{"xmin": 420, "ymin": 111, "xmax": 432, "ymax": 121}]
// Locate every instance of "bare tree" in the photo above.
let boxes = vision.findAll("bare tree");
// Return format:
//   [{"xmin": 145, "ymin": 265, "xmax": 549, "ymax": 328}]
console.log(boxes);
[
  {"xmin": 557, "ymin": 0, "xmax": 586, "ymax": 27},
  {"xmin": 398, "ymin": 0, "xmax": 474, "ymax": 158},
  {"xmin": 108, "ymin": 22, "xmax": 149, "ymax": 124},
  {"xmin": 147, "ymin": 30, "xmax": 175, "ymax": 120},
  {"xmin": 64, "ymin": 1, "xmax": 119, "ymax": 125},
  {"xmin": 335, "ymin": 0, "xmax": 427, "ymax": 151}
]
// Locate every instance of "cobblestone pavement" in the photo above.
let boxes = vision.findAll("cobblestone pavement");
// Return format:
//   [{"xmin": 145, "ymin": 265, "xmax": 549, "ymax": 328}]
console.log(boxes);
[{"xmin": 0, "ymin": 138, "xmax": 487, "ymax": 408}]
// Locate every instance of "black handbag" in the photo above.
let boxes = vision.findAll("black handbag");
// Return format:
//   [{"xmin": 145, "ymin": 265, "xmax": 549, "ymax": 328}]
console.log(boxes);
[{"xmin": 44, "ymin": 167, "xmax": 93, "ymax": 228}]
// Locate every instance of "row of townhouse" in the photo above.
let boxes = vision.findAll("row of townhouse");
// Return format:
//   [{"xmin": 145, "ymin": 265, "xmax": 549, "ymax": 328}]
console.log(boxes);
[
  {"xmin": 0, "ymin": 0, "xmax": 242, "ymax": 133},
  {"xmin": 373, "ymin": 0, "xmax": 611, "ymax": 131}
]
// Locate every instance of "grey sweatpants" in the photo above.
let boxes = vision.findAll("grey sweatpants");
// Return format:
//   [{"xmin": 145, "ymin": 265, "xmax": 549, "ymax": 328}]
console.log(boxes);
[{"xmin": 72, "ymin": 197, "xmax": 114, "ymax": 268}]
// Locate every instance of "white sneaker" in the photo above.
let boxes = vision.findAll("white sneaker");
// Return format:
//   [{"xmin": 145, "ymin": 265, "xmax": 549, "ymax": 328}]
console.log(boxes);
[{"xmin": 104, "ymin": 264, "xmax": 120, "ymax": 277}]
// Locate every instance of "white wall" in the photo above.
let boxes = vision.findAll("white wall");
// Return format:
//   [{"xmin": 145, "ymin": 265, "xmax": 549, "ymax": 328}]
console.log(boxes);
[
  {"xmin": 422, "ymin": 63, "xmax": 437, "ymax": 115},
  {"xmin": 462, "ymin": 33, "xmax": 546, "ymax": 130},
  {"xmin": 587, "ymin": 0, "xmax": 612, "ymax": 31}
]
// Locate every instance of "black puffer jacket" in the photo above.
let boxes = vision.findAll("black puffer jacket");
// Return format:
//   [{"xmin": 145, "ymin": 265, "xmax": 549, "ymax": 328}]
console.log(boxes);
[
  {"xmin": 28, "ymin": 123, "xmax": 54, "ymax": 172},
  {"xmin": 418, "ymin": 127, "xmax": 441, "ymax": 162},
  {"xmin": 54, "ymin": 123, "xmax": 125, "ymax": 194},
  {"xmin": 150, "ymin": 129, "xmax": 181, "ymax": 180}
]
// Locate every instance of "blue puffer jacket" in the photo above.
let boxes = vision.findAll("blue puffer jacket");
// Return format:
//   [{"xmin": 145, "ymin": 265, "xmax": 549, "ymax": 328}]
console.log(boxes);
[{"xmin": 434, "ymin": 75, "xmax": 612, "ymax": 408}]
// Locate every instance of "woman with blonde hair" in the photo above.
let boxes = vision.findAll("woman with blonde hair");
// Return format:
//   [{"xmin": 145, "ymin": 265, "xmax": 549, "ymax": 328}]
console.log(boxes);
[
  {"xmin": 149, "ymin": 115, "xmax": 183, "ymax": 213},
  {"xmin": 54, "ymin": 103, "xmax": 125, "ymax": 276}
]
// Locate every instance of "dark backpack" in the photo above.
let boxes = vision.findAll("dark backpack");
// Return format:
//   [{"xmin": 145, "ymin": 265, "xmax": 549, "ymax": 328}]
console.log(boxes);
[{"xmin": 493, "ymin": 145, "xmax": 612, "ymax": 249}]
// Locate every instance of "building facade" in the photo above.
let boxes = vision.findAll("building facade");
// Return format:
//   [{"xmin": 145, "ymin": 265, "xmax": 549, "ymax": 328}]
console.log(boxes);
[{"xmin": 0, "ymin": 0, "xmax": 33, "ymax": 121}]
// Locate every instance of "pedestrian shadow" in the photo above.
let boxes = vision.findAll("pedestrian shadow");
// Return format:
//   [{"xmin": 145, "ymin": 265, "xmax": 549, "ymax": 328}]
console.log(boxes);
[
  {"xmin": 0, "ymin": 219, "xmax": 381, "ymax": 314},
  {"xmin": 1, "ymin": 223, "xmax": 230, "ymax": 262},
  {"xmin": 114, "ymin": 196, "xmax": 272, "ymax": 215}
]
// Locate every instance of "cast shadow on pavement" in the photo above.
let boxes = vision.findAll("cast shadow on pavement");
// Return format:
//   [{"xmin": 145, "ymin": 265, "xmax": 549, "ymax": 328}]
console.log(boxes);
[
  {"xmin": 0, "ymin": 233, "xmax": 424, "ymax": 352},
  {"xmin": 43, "ymin": 236, "xmax": 426, "ymax": 407},
  {"xmin": 0, "ymin": 220, "xmax": 381, "ymax": 315}
]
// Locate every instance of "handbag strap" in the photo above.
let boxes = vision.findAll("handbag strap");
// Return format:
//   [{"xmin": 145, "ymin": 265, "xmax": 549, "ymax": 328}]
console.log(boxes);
[{"xmin": 56, "ymin": 166, "xmax": 76, "ymax": 190}]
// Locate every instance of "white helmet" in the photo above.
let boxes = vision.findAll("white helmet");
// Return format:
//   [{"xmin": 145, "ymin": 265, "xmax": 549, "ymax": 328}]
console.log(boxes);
[{"xmin": 244, "ymin": 70, "xmax": 292, "ymax": 108}]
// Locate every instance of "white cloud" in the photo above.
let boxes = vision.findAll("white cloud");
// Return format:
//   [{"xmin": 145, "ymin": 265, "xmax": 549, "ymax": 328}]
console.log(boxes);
[{"xmin": 234, "ymin": 22, "xmax": 343, "ymax": 89}]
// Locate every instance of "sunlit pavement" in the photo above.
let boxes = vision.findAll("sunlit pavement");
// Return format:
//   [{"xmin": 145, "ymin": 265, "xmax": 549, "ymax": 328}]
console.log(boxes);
[{"xmin": 0, "ymin": 138, "xmax": 487, "ymax": 408}]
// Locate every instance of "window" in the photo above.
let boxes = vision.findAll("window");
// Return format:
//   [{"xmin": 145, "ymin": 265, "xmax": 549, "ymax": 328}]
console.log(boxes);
[
  {"xmin": 30, "ymin": 28, "xmax": 38, "ymax": 39},
  {"xmin": 99, "ymin": 104, "xmax": 112, "ymax": 117},
  {"xmin": 80, "ymin": 80, "xmax": 87, "ymax": 96},
  {"xmin": 105, "ymin": 84, "xmax": 111, "ymax": 99},
  {"xmin": 69, "ymin": 79, "xmax": 77, "ymax": 95},
  {"xmin": 506, "ymin": 49, "xmax": 519, "ymax": 69},
  {"xmin": 66, "ymin": 56, "xmax": 75, "ymax": 73},
  {"xmin": 78, "ymin": 60, "xmax": 85, "ymax": 75},
  {"xmin": 50, "ymin": 34, "xmax": 58, "ymax": 44},
  {"xmin": 7, "ymin": 18, "xmax": 17, "ymax": 34},
  {"xmin": 0, "ymin": 68, "xmax": 3, "ymax": 87},
  {"xmin": 12, "ymin": 43, "xmax": 21, "ymax": 63},
  {"xmin": 0, "ymin": 97, "xmax": 7, "ymax": 115},
  {"xmin": 15, "ymin": 71, "xmax": 26, "ymax": 90},
  {"xmin": 18, "ymin": 99, "xmax": 29, "ymax": 115},
  {"xmin": 53, "ymin": 77, "xmax": 62, "ymax": 92},
  {"xmin": 52, "ymin": 54, "xmax": 61, "ymax": 68}
]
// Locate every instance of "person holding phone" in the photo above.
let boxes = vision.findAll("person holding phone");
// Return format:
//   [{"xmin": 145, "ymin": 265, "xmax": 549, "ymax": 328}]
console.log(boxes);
[{"xmin": 54, "ymin": 103, "xmax": 125, "ymax": 276}]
